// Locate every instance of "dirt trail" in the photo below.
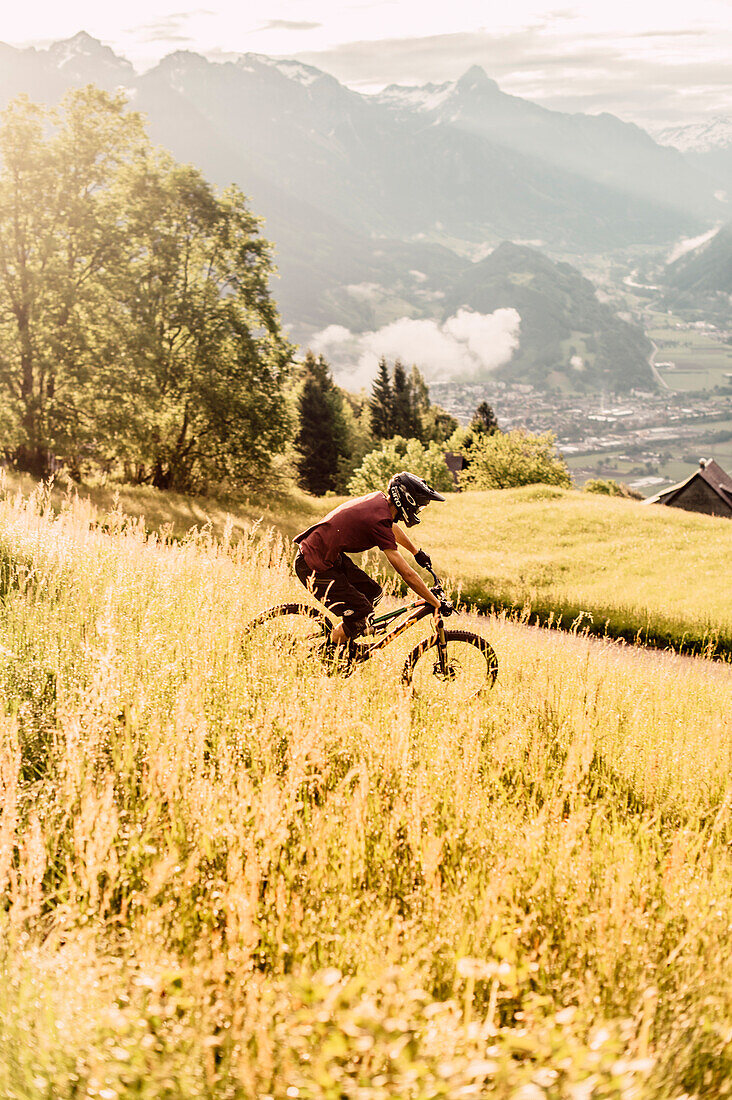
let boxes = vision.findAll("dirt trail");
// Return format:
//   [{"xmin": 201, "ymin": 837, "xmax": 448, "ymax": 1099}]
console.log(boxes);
[{"xmin": 463, "ymin": 608, "xmax": 732, "ymax": 682}]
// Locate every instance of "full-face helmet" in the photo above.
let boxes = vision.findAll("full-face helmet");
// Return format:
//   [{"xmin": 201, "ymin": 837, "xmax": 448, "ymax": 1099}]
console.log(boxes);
[{"xmin": 387, "ymin": 471, "xmax": 446, "ymax": 527}]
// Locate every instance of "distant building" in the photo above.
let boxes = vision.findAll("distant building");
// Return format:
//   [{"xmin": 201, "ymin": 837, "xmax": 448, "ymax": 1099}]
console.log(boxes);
[
  {"xmin": 444, "ymin": 452, "xmax": 467, "ymax": 488},
  {"xmin": 643, "ymin": 459, "xmax": 732, "ymax": 519}
]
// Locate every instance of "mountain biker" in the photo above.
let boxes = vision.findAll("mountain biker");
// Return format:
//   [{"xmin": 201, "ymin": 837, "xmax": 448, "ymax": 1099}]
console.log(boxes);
[{"xmin": 293, "ymin": 471, "xmax": 454, "ymax": 650}]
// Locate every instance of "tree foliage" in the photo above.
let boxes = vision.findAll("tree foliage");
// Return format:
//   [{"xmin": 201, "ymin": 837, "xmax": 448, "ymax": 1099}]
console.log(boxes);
[
  {"xmin": 0, "ymin": 88, "xmax": 145, "ymax": 476},
  {"xmin": 0, "ymin": 88, "xmax": 291, "ymax": 488},
  {"xmin": 392, "ymin": 359, "xmax": 419, "ymax": 439},
  {"xmin": 293, "ymin": 352, "xmax": 349, "ymax": 495},
  {"xmin": 470, "ymin": 401, "xmax": 499, "ymax": 436},
  {"xmin": 420, "ymin": 405, "xmax": 459, "ymax": 445},
  {"xmin": 369, "ymin": 356, "xmax": 394, "ymax": 440},
  {"xmin": 461, "ymin": 430, "xmax": 571, "ymax": 490},
  {"xmin": 583, "ymin": 478, "xmax": 643, "ymax": 500},
  {"xmin": 100, "ymin": 156, "xmax": 291, "ymax": 489},
  {"xmin": 368, "ymin": 357, "xmax": 456, "ymax": 444},
  {"xmin": 335, "ymin": 392, "xmax": 375, "ymax": 492},
  {"xmin": 347, "ymin": 436, "xmax": 453, "ymax": 495}
]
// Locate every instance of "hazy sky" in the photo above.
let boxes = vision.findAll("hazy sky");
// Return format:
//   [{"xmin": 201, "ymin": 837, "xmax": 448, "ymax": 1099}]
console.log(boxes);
[{"xmin": 4, "ymin": 0, "xmax": 731, "ymax": 126}]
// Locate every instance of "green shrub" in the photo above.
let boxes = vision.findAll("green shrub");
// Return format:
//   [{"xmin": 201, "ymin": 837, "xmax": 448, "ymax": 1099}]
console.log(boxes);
[
  {"xmin": 347, "ymin": 436, "xmax": 453, "ymax": 494},
  {"xmin": 584, "ymin": 478, "xmax": 643, "ymax": 500},
  {"xmin": 461, "ymin": 429, "xmax": 571, "ymax": 490}
]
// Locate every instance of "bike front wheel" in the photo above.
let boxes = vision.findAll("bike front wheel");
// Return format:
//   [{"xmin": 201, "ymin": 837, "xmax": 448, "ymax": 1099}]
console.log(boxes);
[{"xmin": 403, "ymin": 629, "xmax": 498, "ymax": 703}]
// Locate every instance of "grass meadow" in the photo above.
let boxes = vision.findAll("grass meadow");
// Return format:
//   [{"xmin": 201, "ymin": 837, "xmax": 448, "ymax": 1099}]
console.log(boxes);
[
  {"xmin": 420, "ymin": 486, "xmax": 732, "ymax": 656},
  {"xmin": 2, "ymin": 480, "xmax": 732, "ymax": 1097},
  {"xmin": 7, "ymin": 473, "xmax": 732, "ymax": 657}
]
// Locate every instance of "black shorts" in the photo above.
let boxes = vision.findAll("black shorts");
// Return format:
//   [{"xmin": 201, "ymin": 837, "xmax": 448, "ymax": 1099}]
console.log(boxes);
[{"xmin": 294, "ymin": 551, "xmax": 383, "ymax": 639}]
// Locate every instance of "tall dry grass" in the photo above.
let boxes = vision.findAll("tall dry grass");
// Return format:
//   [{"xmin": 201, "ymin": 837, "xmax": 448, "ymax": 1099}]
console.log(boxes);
[{"xmin": 1, "ymin": 478, "xmax": 732, "ymax": 1098}]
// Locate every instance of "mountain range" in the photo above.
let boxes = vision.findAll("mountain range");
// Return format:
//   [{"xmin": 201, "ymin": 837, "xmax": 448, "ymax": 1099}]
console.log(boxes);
[
  {"xmin": 654, "ymin": 119, "xmax": 732, "ymax": 196},
  {"xmin": 0, "ymin": 32, "xmax": 727, "ymax": 391}
]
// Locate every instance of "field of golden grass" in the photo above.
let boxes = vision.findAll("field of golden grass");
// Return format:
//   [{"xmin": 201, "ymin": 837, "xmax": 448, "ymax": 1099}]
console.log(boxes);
[
  {"xmin": 7, "ymin": 473, "xmax": 732, "ymax": 655},
  {"xmin": 1, "ymin": 480, "xmax": 732, "ymax": 1097},
  {"xmin": 423, "ymin": 485, "xmax": 732, "ymax": 655}
]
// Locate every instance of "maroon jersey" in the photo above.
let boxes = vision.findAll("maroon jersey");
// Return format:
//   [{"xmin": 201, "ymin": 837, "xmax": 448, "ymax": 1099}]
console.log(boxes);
[{"xmin": 294, "ymin": 492, "xmax": 397, "ymax": 572}]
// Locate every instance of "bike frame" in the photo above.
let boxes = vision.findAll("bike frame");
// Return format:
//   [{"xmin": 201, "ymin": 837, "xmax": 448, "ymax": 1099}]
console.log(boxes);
[
  {"xmin": 364, "ymin": 599, "xmax": 435, "ymax": 656},
  {"xmin": 357, "ymin": 563, "xmax": 450, "ymax": 670}
]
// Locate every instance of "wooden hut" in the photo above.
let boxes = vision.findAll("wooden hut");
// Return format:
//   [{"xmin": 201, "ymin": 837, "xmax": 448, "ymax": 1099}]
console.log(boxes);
[
  {"xmin": 444, "ymin": 451, "xmax": 467, "ymax": 488},
  {"xmin": 643, "ymin": 459, "xmax": 732, "ymax": 519}
]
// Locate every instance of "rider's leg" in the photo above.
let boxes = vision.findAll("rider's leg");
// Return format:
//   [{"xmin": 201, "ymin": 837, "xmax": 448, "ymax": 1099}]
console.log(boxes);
[
  {"xmin": 339, "ymin": 554, "xmax": 384, "ymax": 609},
  {"xmin": 294, "ymin": 552, "xmax": 377, "ymax": 648}
]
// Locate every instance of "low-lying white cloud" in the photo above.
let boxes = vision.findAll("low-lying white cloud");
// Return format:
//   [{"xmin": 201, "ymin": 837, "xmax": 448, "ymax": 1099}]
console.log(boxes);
[
  {"xmin": 667, "ymin": 226, "xmax": 720, "ymax": 265},
  {"xmin": 310, "ymin": 307, "xmax": 521, "ymax": 389}
]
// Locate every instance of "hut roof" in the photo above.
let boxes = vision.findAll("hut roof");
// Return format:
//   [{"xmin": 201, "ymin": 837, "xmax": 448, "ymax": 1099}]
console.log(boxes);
[{"xmin": 643, "ymin": 459, "xmax": 732, "ymax": 510}]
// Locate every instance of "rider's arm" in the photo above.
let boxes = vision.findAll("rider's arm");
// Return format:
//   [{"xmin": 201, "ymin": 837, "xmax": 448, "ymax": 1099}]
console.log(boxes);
[
  {"xmin": 383, "ymin": 548, "xmax": 440, "ymax": 609},
  {"xmin": 393, "ymin": 525, "xmax": 419, "ymax": 557}
]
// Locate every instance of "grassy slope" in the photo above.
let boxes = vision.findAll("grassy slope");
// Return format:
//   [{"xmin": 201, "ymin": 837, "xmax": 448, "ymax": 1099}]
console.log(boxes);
[
  {"xmin": 419, "ymin": 486, "xmax": 732, "ymax": 654},
  {"xmin": 5, "ymin": 472, "xmax": 731, "ymax": 654},
  {"xmin": 2, "ymin": 490, "xmax": 732, "ymax": 1095},
  {"xmin": 2, "ymin": 470, "xmax": 323, "ymax": 542}
]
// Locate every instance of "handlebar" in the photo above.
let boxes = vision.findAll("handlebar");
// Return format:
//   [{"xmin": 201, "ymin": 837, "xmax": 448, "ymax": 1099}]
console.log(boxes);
[
  {"xmin": 418, "ymin": 558, "xmax": 454, "ymax": 615},
  {"xmin": 428, "ymin": 576, "xmax": 454, "ymax": 617},
  {"xmin": 425, "ymin": 564, "xmax": 441, "ymax": 590}
]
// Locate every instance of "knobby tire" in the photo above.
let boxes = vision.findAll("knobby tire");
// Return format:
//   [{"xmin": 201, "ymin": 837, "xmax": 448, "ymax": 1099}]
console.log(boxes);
[{"xmin": 402, "ymin": 629, "xmax": 498, "ymax": 700}]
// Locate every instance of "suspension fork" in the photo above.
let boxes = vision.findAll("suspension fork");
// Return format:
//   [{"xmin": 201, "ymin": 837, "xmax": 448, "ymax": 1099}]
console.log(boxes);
[{"xmin": 435, "ymin": 613, "xmax": 449, "ymax": 676}]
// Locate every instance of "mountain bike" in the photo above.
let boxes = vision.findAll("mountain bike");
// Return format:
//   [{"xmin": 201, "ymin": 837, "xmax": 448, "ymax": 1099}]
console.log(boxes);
[{"xmin": 242, "ymin": 564, "xmax": 498, "ymax": 702}]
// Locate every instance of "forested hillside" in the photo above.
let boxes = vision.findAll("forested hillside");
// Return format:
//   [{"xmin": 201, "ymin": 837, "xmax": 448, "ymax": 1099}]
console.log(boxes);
[
  {"xmin": 661, "ymin": 223, "xmax": 732, "ymax": 320},
  {"xmin": 443, "ymin": 243, "xmax": 654, "ymax": 391}
]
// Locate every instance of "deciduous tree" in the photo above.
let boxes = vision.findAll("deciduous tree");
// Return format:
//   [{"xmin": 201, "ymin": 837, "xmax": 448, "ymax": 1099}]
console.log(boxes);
[
  {"xmin": 461, "ymin": 430, "xmax": 571, "ymax": 490},
  {"xmin": 100, "ymin": 157, "xmax": 291, "ymax": 489},
  {"xmin": 0, "ymin": 89, "xmax": 292, "ymax": 489},
  {"xmin": 0, "ymin": 87, "xmax": 144, "ymax": 476},
  {"xmin": 347, "ymin": 436, "xmax": 453, "ymax": 495}
]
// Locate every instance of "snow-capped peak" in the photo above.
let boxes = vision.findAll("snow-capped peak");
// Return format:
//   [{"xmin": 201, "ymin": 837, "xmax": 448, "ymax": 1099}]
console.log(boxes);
[
  {"xmin": 47, "ymin": 31, "xmax": 133, "ymax": 76},
  {"xmin": 241, "ymin": 54, "xmax": 328, "ymax": 87},
  {"xmin": 455, "ymin": 65, "xmax": 499, "ymax": 95},
  {"xmin": 376, "ymin": 66, "xmax": 500, "ymax": 117},
  {"xmin": 375, "ymin": 80, "xmax": 454, "ymax": 113},
  {"xmin": 653, "ymin": 118, "xmax": 732, "ymax": 153}
]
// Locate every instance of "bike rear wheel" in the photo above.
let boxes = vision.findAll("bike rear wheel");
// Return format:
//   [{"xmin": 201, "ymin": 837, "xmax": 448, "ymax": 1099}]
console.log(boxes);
[
  {"xmin": 242, "ymin": 603, "xmax": 332, "ymax": 673},
  {"xmin": 403, "ymin": 629, "xmax": 498, "ymax": 703}
]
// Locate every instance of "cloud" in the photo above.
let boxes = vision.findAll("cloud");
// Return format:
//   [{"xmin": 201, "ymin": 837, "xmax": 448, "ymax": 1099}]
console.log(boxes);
[
  {"xmin": 261, "ymin": 20, "xmax": 322, "ymax": 32},
  {"xmin": 294, "ymin": 24, "xmax": 732, "ymax": 127},
  {"xmin": 632, "ymin": 29, "xmax": 708, "ymax": 38},
  {"xmin": 667, "ymin": 226, "xmax": 720, "ymax": 265},
  {"xmin": 130, "ymin": 12, "xmax": 214, "ymax": 44},
  {"xmin": 310, "ymin": 308, "xmax": 521, "ymax": 390}
]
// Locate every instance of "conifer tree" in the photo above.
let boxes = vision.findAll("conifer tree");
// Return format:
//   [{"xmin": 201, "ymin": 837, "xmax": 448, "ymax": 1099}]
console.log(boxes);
[
  {"xmin": 392, "ymin": 359, "xmax": 418, "ymax": 438},
  {"xmin": 369, "ymin": 356, "xmax": 394, "ymax": 440},
  {"xmin": 294, "ymin": 352, "xmax": 343, "ymax": 495},
  {"xmin": 470, "ymin": 400, "xmax": 499, "ymax": 436},
  {"xmin": 408, "ymin": 365, "xmax": 431, "ymax": 438}
]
